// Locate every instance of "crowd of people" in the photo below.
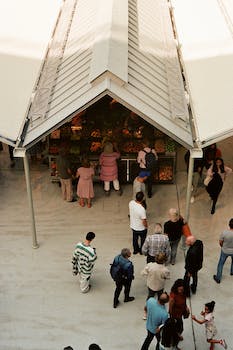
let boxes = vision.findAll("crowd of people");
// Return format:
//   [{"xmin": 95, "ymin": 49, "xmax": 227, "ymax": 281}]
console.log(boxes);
[{"xmin": 67, "ymin": 141, "xmax": 232, "ymax": 349}]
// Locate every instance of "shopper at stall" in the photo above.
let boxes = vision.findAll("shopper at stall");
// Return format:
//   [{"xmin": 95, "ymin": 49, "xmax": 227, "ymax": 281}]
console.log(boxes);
[
  {"xmin": 129, "ymin": 191, "xmax": 148, "ymax": 255},
  {"xmin": 137, "ymin": 139, "xmax": 158, "ymax": 198},
  {"xmin": 57, "ymin": 147, "xmax": 76, "ymax": 202},
  {"xmin": 132, "ymin": 170, "xmax": 150, "ymax": 209},
  {"xmin": 164, "ymin": 208, "xmax": 184, "ymax": 265},
  {"xmin": 184, "ymin": 150, "xmax": 204, "ymax": 203},
  {"xmin": 203, "ymin": 143, "xmax": 222, "ymax": 169},
  {"xmin": 205, "ymin": 157, "xmax": 232, "ymax": 214},
  {"xmin": 72, "ymin": 232, "xmax": 97, "ymax": 293},
  {"xmin": 76, "ymin": 158, "xmax": 94, "ymax": 208},
  {"xmin": 99, "ymin": 141, "xmax": 122, "ymax": 196}
]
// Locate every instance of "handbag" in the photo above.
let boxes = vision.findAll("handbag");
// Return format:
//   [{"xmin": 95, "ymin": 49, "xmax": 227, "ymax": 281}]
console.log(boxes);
[
  {"xmin": 182, "ymin": 223, "xmax": 191, "ymax": 237},
  {"xmin": 204, "ymin": 175, "xmax": 212, "ymax": 186}
]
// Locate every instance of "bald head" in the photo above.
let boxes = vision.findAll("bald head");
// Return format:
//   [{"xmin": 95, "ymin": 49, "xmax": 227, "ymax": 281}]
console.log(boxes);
[{"xmin": 186, "ymin": 235, "xmax": 196, "ymax": 246}]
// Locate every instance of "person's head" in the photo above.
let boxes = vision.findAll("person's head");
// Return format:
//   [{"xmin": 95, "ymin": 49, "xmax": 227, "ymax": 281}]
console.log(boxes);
[
  {"xmin": 86, "ymin": 232, "xmax": 95, "ymax": 242},
  {"xmin": 205, "ymin": 300, "xmax": 215, "ymax": 313},
  {"xmin": 171, "ymin": 279, "xmax": 185, "ymax": 295},
  {"xmin": 121, "ymin": 248, "xmax": 131, "ymax": 259},
  {"xmin": 138, "ymin": 170, "xmax": 150, "ymax": 181},
  {"xmin": 135, "ymin": 191, "xmax": 144, "ymax": 203},
  {"xmin": 154, "ymin": 223, "xmax": 162, "ymax": 234},
  {"xmin": 158, "ymin": 292, "xmax": 169, "ymax": 305},
  {"xmin": 89, "ymin": 344, "xmax": 102, "ymax": 350},
  {"xmin": 155, "ymin": 252, "xmax": 166, "ymax": 265},
  {"xmin": 213, "ymin": 157, "xmax": 225, "ymax": 173},
  {"xmin": 143, "ymin": 139, "xmax": 150, "ymax": 147},
  {"xmin": 82, "ymin": 157, "xmax": 90, "ymax": 168},
  {"xmin": 229, "ymin": 218, "xmax": 233, "ymax": 229},
  {"xmin": 210, "ymin": 143, "xmax": 217, "ymax": 150},
  {"xmin": 103, "ymin": 141, "xmax": 113, "ymax": 153},
  {"xmin": 63, "ymin": 347, "xmax": 73, "ymax": 350},
  {"xmin": 185, "ymin": 235, "xmax": 196, "ymax": 246},
  {"xmin": 168, "ymin": 208, "xmax": 179, "ymax": 222}
]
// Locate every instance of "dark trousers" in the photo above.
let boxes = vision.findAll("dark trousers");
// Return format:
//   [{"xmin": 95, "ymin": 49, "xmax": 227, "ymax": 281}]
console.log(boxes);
[
  {"xmin": 141, "ymin": 330, "xmax": 160, "ymax": 350},
  {"xmin": 147, "ymin": 287, "xmax": 163, "ymax": 300},
  {"xmin": 146, "ymin": 254, "xmax": 155, "ymax": 263},
  {"xmin": 114, "ymin": 278, "xmax": 132, "ymax": 305},
  {"xmin": 146, "ymin": 173, "xmax": 153, "ymax": 197},
  {"xmin": 132, "ymin": 229, "xmax": 147, "ymax": 254},
  {"xmin": 184, "ymin": 269, "xmax": 198, "ymax": 295}
]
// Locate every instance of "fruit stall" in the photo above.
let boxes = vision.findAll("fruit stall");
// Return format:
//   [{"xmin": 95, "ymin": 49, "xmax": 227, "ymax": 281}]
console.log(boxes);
[{"xmin": 48, "ymin": 97, "xmax": 177, "ymax": 183}]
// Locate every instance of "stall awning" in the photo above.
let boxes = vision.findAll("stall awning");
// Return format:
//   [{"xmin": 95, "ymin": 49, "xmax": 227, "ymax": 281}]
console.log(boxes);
[
  {"xmin": 171, "ymin": 0, "xmax": 233, "ymax": 147},
  {"xmin": 0, "ymin": 0, "xmax": 63, "ymax": 146},
  {"xmin": 0, "ymin": 0, "xmax": 193, "ymax": 150}
]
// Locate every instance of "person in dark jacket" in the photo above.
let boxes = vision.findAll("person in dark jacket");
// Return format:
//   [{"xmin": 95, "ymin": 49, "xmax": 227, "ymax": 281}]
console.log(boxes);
[
  {"xmin": 113, "ymin": 248, "xmax": 135, "ymax": 308},
  {"xmin": 183, "ymin": 235, "xmax": 203, "ymax": 296}
]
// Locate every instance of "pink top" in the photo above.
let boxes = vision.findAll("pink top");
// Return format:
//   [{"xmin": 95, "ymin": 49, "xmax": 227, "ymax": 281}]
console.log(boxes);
[
  {"xmin": 76, "ymin": 167, "xmax": 94, "ymax": 198},
  {"xmin": 99, "ymin": 152, "xmax": 120, "ymax": 181},
  {"xmin": 137, "ymin": 147, "xmax": 158, "ymax": 169}
]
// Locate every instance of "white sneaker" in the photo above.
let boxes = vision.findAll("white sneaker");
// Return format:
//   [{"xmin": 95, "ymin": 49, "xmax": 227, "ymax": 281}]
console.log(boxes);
[{"xmin": 190, "ymin": 196, "xmax": 195, "ymax": 204}]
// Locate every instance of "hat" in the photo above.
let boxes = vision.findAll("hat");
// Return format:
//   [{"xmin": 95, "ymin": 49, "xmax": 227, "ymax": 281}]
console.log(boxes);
[{"xmin": 138, "ymin": 170, "xmax": 150, "ymax": 178}]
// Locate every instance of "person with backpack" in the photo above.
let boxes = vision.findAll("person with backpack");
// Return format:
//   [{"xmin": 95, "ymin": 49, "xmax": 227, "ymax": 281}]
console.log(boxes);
[
  {"xmin": 137, "ymin": 139, "xmax": 158, "ymax": 198},
  {"xmin": 111, "ymin": 248, "xmax": 135, "ymax": 308}
]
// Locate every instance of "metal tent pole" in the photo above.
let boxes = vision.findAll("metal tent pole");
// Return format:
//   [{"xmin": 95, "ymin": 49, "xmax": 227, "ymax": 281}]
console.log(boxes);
[
  {"xmin": 23, "ymin": 152, "xmax": 39, "ymax": 249},
  {"xmin": 185, "ymin": 154, "xmax": 194, "ymax": 224}
]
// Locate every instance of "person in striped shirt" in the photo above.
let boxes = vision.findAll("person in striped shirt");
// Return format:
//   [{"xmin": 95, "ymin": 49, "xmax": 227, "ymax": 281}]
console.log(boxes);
[{"xmin": 72, "ymin": 232, "xmax": 97, "ymax": 293}]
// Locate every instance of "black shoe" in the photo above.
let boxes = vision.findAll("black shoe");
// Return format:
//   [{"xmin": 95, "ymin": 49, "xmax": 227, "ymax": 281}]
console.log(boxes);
[
  {"xmin": 190, "ymin": 285, "xmax": 196, "ymax": 294},
  {"xmin": 117, "ymin": 188, "xmax": 123, "ymax": 196},
  {"xmin": 124, "ymin": 296, "xmax": 135, "ymax": 302},
  {"xmin": 211, "ymin": 207, "xmax": 215, "ymax": 214},
  {"xmin": 104, "ymin": 191, "xmax": 110, "ymax": 196},
  {"xmin": 148, "ymin": 194, "xmax": 152, "ymax": 198},
  {"xmin": 213, "ymin": 275, "xmax": 220, "ymax": 284},
  {"xmin": 69, "ymin": 198, "xmax": 77, "ymax": 202},
  {"xmin": 113, "ymin": 300, "xmax": 119, "ymax": 308}
]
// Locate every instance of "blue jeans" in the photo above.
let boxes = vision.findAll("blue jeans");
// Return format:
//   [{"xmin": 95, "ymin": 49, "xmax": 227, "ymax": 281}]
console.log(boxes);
[{"xmin": 216, "ymin": 250, "xmax": 233, "ymax": 281}]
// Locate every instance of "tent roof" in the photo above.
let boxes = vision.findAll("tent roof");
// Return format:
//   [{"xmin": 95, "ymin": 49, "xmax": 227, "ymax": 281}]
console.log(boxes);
[
  {"xmin": 171, "ymin": 0, "xmax": 233, "ymax": 147},
  {"xmin": 0, "ymin": 0, "xmax": 193, "ymax": 150},
  {"xmin": 0, "ymin": 0, "xmax": 62, "ymax": 146}
]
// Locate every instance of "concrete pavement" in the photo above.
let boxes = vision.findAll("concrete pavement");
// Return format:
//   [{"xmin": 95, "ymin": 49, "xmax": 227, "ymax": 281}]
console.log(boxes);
[{"xmin": 0, "ymin": 138, "xmax": 232, "ymax": 350}]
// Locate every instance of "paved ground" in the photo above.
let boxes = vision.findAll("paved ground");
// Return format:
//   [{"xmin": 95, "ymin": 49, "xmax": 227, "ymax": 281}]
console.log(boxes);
[{"xmin": 0, "ymin": 138, "xmax": 233, "ymax": 350}]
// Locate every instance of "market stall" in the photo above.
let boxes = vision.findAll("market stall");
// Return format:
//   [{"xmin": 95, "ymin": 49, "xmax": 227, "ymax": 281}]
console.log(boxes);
[{"xmin": 48, "ymin": 97, "xmax": 177, "ymax": 184}]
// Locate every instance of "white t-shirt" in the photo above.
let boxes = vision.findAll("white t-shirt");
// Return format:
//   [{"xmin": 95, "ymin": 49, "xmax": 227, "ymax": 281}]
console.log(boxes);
[{"xmin": 129, "ymin": 200, "xmax": 146, "ymax": 231}]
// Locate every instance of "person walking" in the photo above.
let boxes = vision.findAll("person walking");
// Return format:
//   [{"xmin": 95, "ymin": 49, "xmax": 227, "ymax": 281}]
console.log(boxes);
[
  {"xmin": 137, "ymin": 139, "xmax": 158, "ymax": 198},
  {"xmin": 76, "ymin": 158, "xmax": 94, "ymax": 208},
  {"xmin": 129, "ymin": 191, "xmax": 148, "ymax": 255},
  {"xmin": 141, "ymin": 253, "xmax": 170, "ymax": 320},
  {"xmin": 205, "ymin": 157, "xmax": 232, "ymax": 214},
  {"xmin": 132, "ymin": 170, "xmax": 150, "ymax": 208},
  {"xmin": 169, "ymin": 279, "xmax": 189, "ymax": 344},
  {"xmin": 213, "ymin": 218, "xmax": 233, "ymax": 284},
  {"xmin": 192, "ymin": 301, "xmax": 227, "ymax": 349},
  {"xmin": 164, "ymin": 209, "xmax": 184, "ymax": 265},
  {"xmin": 57, "ymin": 147, "xmax": 76, "ymax": 202},
  {"xmin": 140, "ymin": 292, "xmax": 169, "ymax": 350},
  {"xmin": 159, "ymin": 318, "xmax": 181, "ymax": 350},
  {"xmin": 142, "ymin": 223, "xmax": 171, "ymax": 263},
  {"xmin": 72, "ymin": 232, "xmax": 97, "ymax": 293},
  {"xmin": 112, "ymin": 248, "xmax": 135, "ymax": 308},
  {"xmin": 184, "ymin": 150, "xmax": 204, "ymax": 203},
  {"xmin": 183, "ymin": 235, "xmax": 203, "ymax": 296},
  {"xmin": 99, "ymin": 141, "xmax": 122, "ymax": 196}
]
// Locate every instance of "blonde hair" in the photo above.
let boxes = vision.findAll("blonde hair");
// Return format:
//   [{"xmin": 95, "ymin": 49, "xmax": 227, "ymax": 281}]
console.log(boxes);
[
  {"xmin": 168, "ymin": 208, "xmax": 179, "ymax": 222},
  {"xmin": 103, "ymin": 142, "xmax": 113, "ymax": 153}
]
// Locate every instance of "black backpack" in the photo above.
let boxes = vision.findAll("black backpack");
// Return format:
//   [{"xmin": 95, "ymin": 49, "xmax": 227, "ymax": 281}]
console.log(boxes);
[{"xmin": 144, "ymin": 149, "xmax": 157, "ymax": 170}]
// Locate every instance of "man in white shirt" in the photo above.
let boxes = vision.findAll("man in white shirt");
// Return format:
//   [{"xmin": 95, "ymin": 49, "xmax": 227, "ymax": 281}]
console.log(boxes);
[{"xmin": 129, "ymin": 191, "xmax": 148, "ymax": 254}]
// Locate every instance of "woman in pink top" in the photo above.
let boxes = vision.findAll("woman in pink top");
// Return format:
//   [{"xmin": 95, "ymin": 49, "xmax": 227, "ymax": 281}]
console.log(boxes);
[
  {"xmin": 99, "ymin": 142, "xmax": 122, "ymax": 196},
  {"xmin": 76, "ymin": 158, "xmax": 94, "ymax": 208}
]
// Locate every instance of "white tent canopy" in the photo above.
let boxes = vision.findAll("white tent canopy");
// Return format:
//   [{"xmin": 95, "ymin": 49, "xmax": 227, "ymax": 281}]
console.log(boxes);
[
  {"xmin": 0, "ymin": 0, "xmax": 193, "ymax": 150},
  {"xmin": 0, "ymin": 0, "xmax": 62, "ymax": 145},
  {"xmin": 171, "ymin": 0, "xmax": 233, "ymax": 147}
]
